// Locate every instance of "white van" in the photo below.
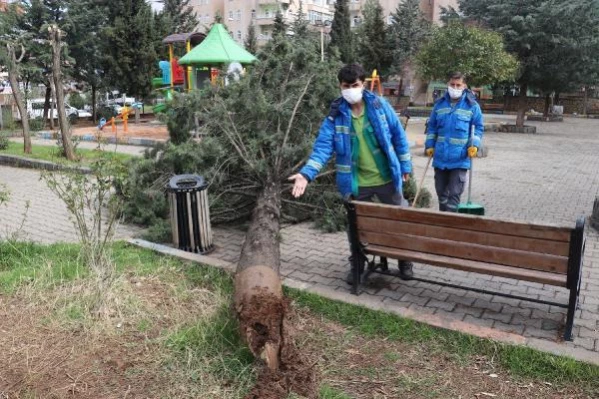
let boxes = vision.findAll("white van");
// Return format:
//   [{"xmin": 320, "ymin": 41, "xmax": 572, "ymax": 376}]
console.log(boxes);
[{"xmin": 18, "ymin": 98, "xmax": 79, "ymax": 120}]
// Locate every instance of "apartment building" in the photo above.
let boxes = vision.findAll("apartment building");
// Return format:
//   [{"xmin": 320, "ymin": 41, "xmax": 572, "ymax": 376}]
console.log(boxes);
[
  {"xmin": 192, "ymin": 0, "xmax": 335, "ymax": 45},
  {"xmin": 347, "ymin": 0, "xmax": 458, "ymax": 26}
]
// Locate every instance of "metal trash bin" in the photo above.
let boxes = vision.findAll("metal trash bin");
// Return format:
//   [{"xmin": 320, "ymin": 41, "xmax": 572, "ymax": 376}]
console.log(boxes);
[{"xmin": 167, "ymin": 174, "xmax": 213, "ymax": 254}]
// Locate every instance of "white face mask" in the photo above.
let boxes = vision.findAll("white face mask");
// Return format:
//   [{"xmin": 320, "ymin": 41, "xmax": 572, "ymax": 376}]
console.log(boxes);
[
  {"xmin": 447, "ymin": 86, "xmax": 464, "ymax": 100},
  {"xmin": 342, "ymin": 87, "xmax": 364, "ymax": 104}
]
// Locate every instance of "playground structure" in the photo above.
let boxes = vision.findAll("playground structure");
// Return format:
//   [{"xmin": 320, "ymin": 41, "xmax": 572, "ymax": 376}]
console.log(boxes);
[
  {"xmin": 365, "ymin": 69, "xmax": 383, "ymax": 96},
  {"xmin": 97, "ymin": 105, "xmax": 138, "ymax": 135},
  {"xmin": 152, "ymin": 32, "xmax": 206, "ymax": 114},
  {"xmin": 152, "ymin": 24, "xmax": 257, "ymax": 114}
]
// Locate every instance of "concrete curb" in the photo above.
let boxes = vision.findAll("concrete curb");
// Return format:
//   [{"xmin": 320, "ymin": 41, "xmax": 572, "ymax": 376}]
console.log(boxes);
[
  {"xmin": 127, "ymin": 238, "xmax": 599, "ymax": 367},
  {"xmin": 0, "ymin": 154, "xmax": 90, "ymax": 174}
]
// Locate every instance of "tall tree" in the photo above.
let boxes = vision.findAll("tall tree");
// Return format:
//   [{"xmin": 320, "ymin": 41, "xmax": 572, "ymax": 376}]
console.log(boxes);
[
  {"xmin": 416, "ymin": 21, "xmax": 518, "ymax": 87},
  {"xmin": 272, "ymin": 10, "xmax": 287, "ymax": 37},
  {"xmin": 244, "ymin": 22, "xmax": 258, "ymax": 54},
  {"xmin": 356, "ymin": 0, "xmax": 390, "ymax": 74},
  {"xmin": 458, "ymin": 0, "xmax": 599, "ymax": 126},
  {"xmin": 65, "ymin": 0, "xmax": 108, "ymax": 122},
  {"xmin": 160, "ymin": 0, "xmax": 198, "ymax": 34},
  {"xmin": 49, "ymin": 24, "xmax": 75, "ymax": 160},
  {"xmin": 387, "ymin": 0, "xmax": 431, "ymax": 76},
  {"xmin": 0, "ymin": 2, "xmax": 33, "ymax": 153},
  {"xmin": 156, "ymin": 26, "xmax": 340, "ymax": 395},
  {"xmin": 329, "ymin": 0, "xmax": 353, "ymax": 62},
  {"xmin": 102, "ymin": 0, "xmax": 158, "ymax": 101},
  {"xmin": 292, "ymin": 0, "xmax": 309, "ymax": 38}
]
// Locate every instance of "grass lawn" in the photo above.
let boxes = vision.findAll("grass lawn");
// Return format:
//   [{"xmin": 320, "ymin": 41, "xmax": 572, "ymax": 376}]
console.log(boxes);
[
  {"xmin": 0, "ymin": 241, "xmax": 597, "ymax": 398},
  {"xmin": 0, "ymin": 141, "xmax": 133, "ymax": 165}
]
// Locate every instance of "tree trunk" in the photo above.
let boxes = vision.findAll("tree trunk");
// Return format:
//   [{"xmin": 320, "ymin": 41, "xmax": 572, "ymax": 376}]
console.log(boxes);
[
  {"xmin": 92, "ymin": 84, "xmax": 97, "ymax": 123},
  {"xmin": 49, "ymin": 79, "xmax": 57, "ymax": 130},
  {"xmin": 235, "ymin": 180, "xmax": 283, "ymax": 369},
  {"xmin": 43, "ymin": 84, "xmax": 52, "ymax": 129},
  {"xmin": 583, "ymin": 86, "xmax": 588, "ymax": 116},
  {"xmin": 234, "ymin": 181, "xmax": 317, "ymax": 398},
  {"xmin": 515, "ymin": 85, "xmax": 528, "ymax": 128},
  {"xmin": 50, "ymin": 26, "xmax": 75, "ymax": 161},
  {"xmin": 543, "ymin": 93, "xmax": 551, "ymax": 118},
  {"xmin": 6, "ymin": 44, "xmax": 31, "ymax": 154}
]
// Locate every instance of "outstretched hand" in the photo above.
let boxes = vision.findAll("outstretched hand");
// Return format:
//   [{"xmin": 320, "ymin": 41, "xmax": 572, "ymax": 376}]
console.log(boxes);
[{"xmin": 288, "ymin": 174, "xmax": 308, "ymax": 198}]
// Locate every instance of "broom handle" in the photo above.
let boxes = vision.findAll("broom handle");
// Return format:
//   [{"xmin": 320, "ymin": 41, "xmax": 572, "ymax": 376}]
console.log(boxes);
[
  {"xmin": 467, "ymin": 124, "xmax": 474, "ymax": 204},
  {"xmin": 413, "ymin": 156, "xmax": 431, "ymax": 206}
]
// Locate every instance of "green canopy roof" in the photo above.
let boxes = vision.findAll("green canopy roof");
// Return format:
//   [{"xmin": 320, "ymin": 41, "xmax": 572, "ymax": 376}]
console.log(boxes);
[{"xmin": 178, "ymin": 24, "xmax": 257, "ymax": 66}]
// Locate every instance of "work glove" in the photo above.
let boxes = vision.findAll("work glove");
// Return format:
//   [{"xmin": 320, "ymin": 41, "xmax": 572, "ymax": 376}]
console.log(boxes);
[
  {"xmin": 468, "ymin": 146, "xmax": 478, "ymax": 158},
  {"xmin": 425, "ymin": 148, "xmax": 434, "ymax": 157}
]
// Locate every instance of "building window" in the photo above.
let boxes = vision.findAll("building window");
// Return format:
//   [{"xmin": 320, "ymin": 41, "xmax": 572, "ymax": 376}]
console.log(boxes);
[
  {"xmin": 265, "ymin": 10, "xmax": 270, "ymax": 18},
  {"xmin": 237, "ymin": 30, "xmax": 242, "ymax": 41},
  {"xmin": 228, "ymin": 11, "xmax": 233, "ymax": 20},
  {"xmin": 236, "ymin": 9, "xmax": 241, "ymax": 21},
  {"xmin": 387, "ymin": 15, "xmax": 394, "ymax": 25},
  {"xmin": 251, "ymin": 9, "xmax": 256, "ymax": 19}
]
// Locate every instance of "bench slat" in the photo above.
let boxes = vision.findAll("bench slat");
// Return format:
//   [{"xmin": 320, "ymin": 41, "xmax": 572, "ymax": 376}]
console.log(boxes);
[
  {"xmin": 357, "ymin": 217, "xmax": 570, "ymax": 257},
  {"xmin": 354, "ymin": 202, "xmax": 571, "ymax": 242},
  {"xmin": 359, "ymin": 231, "xmax": 569, "ymax": 274},
  {"xmin": 366, "ymin": 245, "xmax": 568, "ymax": 287}
]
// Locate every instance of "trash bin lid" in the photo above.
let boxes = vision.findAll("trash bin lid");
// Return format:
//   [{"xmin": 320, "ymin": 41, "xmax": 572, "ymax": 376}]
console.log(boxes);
[{"xmin": 168, "ymin": 174, "xmax": 206, "ymax": 192}]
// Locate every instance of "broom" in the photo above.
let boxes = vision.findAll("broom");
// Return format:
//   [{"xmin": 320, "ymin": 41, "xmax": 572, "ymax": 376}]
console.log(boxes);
[{"xmin": 457, "ymin": 125, "xmax": 485, "ymax": 215}]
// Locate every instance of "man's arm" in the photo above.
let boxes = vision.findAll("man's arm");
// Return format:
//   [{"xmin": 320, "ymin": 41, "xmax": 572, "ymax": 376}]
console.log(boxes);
[
  {"xmin": 425, "ymin": 105, "xmax": 439, "ymax": 150},
  {"xmin": 298, "ymin": 116, "xmax": 335, "ymax": 181},
  {"xmin": 383, "ymin": 101, "xmax": 412, "ymax": 175},
  {"xmin": 471, "ymin": 103, "xmax": 484, "ymax": 148}
]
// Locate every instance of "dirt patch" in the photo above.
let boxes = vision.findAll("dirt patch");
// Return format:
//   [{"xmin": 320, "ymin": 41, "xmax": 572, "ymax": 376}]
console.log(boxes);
[
  {"xmin": 0, "ymin": 275, "xmax": 222, "ymax": 398},
  {"xmin": 237, "ymin": 293, "xmax": 318, "ymax": 399},
  {"xmin": 70, "ymin": 122, "xmax": 169, "ymax": 140}
]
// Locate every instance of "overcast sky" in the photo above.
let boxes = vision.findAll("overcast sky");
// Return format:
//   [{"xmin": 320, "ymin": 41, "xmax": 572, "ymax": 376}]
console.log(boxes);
[{"xmin": 149, "ymin": 0, "xmax": 163, "ymax": 12}]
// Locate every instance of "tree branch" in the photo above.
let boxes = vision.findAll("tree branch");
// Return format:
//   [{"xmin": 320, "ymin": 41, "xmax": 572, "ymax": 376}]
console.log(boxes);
[{"xmin": 276, "ymin": 75, "xmax": 314, "ymax": 173}]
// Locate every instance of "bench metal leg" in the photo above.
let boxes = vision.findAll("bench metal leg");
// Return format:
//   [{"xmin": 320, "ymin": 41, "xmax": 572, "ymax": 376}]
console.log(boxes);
[
  {"xmin": 564, "ymin": 217, "xmax": 585, "ymax": 341},
  {"xmin": 346, "ymin": 201, "xmax": 363, "ymax": 295}
]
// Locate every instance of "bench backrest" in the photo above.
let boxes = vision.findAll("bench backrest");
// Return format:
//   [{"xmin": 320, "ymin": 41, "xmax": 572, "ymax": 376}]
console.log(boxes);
[{"xmin": 352, "ymin": 201, "xmax": 573, "ymax": 278}]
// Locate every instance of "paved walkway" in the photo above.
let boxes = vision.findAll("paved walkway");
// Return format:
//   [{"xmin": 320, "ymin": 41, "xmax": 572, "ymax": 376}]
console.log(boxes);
[
  {"xmin": 211, "ymin": 117, "xmax": 599, "ymax": 356},
  {"xmin": 0, "ymin": 166, "xmax": 139, "ymax": 243}
]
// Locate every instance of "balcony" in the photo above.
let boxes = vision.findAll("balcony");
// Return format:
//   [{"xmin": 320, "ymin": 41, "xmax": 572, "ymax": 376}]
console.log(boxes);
[
  {"xmin": 254, "ymin": 16, "xmax": 276, "ymax": 26},
  {"xmin": 257, "ymin": 0, "xmax": 290, "ymax": 5},
  {"xmin": 348, "ymin": 3, "xmax": 361, "ymax": 12}
]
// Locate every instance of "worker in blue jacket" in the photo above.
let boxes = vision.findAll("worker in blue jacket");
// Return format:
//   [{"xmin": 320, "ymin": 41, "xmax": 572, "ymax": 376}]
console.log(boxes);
[
  {"xmin": 425, "ymin": 72, "xmax": 484, "ymax": 212},
  {"xmin": 289, "ymin": 64, "xmax": 414, "ymax": 283}
]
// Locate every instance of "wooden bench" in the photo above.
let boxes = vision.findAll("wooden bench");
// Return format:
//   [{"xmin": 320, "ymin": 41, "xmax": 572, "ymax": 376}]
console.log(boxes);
[
  {"xmin": 346, "ymin": 201, "xmax": 586, "ymax": 341},
  {"xmin": 481, "ymin": 103, "xmax": 505, "ymax": 114}
]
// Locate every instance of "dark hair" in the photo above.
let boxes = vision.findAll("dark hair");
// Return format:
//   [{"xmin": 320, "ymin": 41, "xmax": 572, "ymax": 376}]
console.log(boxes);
[
  {"xmin": 448, "ymin": 71, "xmax": 466, "ymax": 82},
  {"xmin": 338, "ymin": 64, "xmax": 366, "ymax": 84}
]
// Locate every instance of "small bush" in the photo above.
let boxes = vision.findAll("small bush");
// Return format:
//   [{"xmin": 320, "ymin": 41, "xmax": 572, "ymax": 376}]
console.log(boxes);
[
  {"xmin": 69, "ymin": 93, "xmax": 85, "ymax": 110},
  {"xmin": 29, "ymin": 117, "xmax": 45, "ymax": 132},
  {"xmin": 1, "ymin": 108, "xmax": 16, "ymax": 131},
  {"xmin": 0, "ymin": 133, "xmax": 9, "ymax": 150}
]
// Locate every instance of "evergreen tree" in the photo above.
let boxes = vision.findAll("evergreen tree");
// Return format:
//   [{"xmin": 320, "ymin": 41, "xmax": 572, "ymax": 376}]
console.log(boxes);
[
  {"xmin": 292, "ymin": 0, "xmax": 309, "ymax": 38},
  {"xmin": 356, "ymin": 0, "xmax": 389, "ymax": 74},
  {"xmin": 387, "ymin": 0, "xmax": 431, "ymax": 75},
  {"xmin": 329, "ymin": 0, "xmax": 353, "ymax": 62},
  {"xmin": 160, "ymin": 0, "xmax": 198, "ymax": 34},
  {"xmin": 244, "ymin": 22, "xmax": 258, "ymax": 54},
  {"xmin": 65, "ymin": 0, "xmax": 108, "ymax": 121},
  {"xmin": 273, "ymin": 10, "xmax": 287, "ymax": 37},
  {"xmin": 101, "ymin": 0, "xmax": 158, "ymax": 101}
]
